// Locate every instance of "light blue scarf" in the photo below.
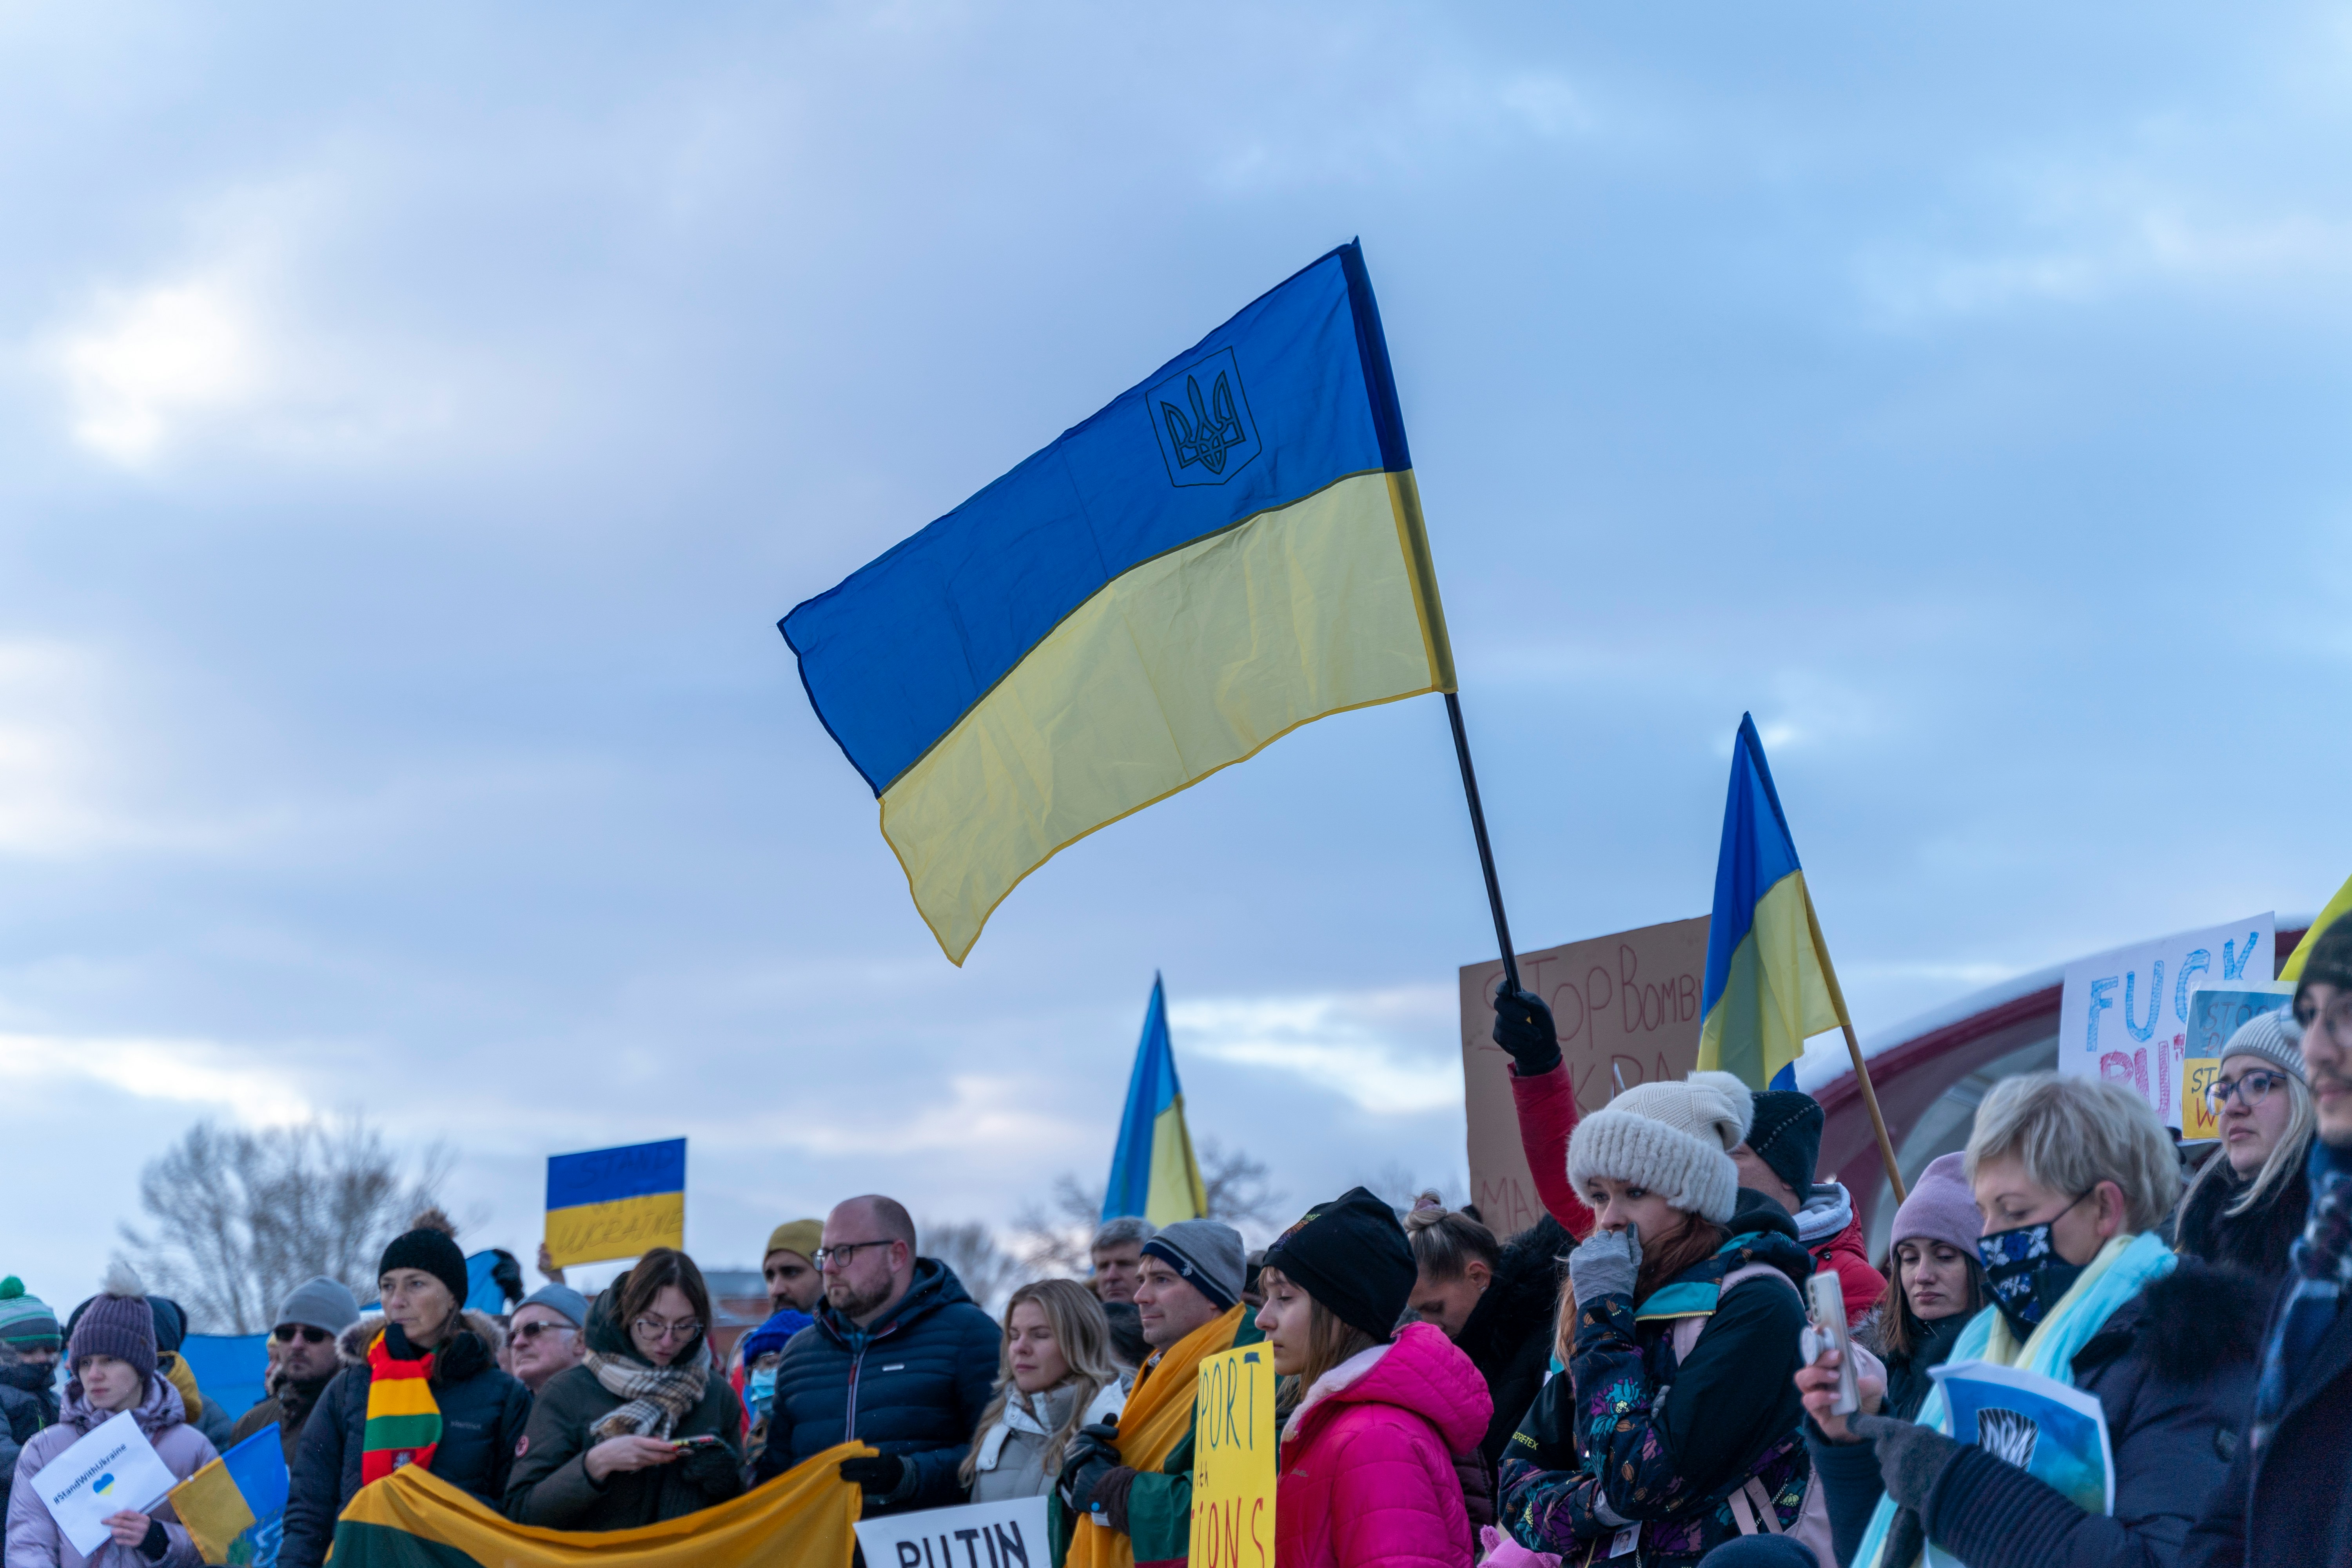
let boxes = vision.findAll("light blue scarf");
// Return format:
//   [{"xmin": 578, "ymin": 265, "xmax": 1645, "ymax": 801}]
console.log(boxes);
[{"xmin": 1851, "ymin": 1230, "xmax": 2175, "ymax": 1568}]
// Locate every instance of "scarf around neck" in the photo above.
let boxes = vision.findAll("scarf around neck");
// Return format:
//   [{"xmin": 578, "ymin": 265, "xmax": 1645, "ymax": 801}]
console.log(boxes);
[
  {"xmin": 361, "ymin": 1328, "xmax": 442, "ymax": 1484},
  {"xmin": 1854, "ymin": 1230, "xmax": 2174, "ymax": 1568},
  {"xmin": 2252, "ymin": 1138, "xmax": 2352, "ymax": 1452},
  {"xmin": 586, "ymin": 1347, "xmax": 708, "ymax": 1439}
]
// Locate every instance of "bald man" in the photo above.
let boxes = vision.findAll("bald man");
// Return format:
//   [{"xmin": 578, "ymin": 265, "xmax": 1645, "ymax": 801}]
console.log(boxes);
[{"xmin": 750, "ymin": 1195, "xmax": 1001, "ymax": 1516}]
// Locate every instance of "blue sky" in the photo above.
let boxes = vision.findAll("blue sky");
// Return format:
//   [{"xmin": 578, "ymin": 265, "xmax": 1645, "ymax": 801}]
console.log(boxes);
[{"xmin": 4, "ymin": 2, "xmax": 2348, "ymax": 1311}]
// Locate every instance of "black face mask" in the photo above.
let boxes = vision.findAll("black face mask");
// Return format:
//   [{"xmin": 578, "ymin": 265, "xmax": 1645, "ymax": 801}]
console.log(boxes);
[{"xmin": 1976, "ymin": 1189, "xmax": 2095, "ymax": 1339}]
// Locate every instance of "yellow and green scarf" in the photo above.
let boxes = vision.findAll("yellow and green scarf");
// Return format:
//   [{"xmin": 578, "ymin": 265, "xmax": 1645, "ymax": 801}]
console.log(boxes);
[{"xmin": 361, "ymin": 1331, "xmax": 442, "ymax": 1485}]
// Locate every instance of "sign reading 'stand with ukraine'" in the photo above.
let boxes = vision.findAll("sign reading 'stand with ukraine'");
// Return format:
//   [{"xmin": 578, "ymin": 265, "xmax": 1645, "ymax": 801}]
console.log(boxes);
[
  {"xmin": 544, "ymin": 1138, "xmax": 687, "ymax": 1268},
  {"xmin": 783, "ymin": 241, "xmax": 1455, "ymax": 963}
]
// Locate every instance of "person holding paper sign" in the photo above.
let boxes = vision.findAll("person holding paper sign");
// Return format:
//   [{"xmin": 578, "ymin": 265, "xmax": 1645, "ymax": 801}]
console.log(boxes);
[
  {"xmin": 2173, "ymin": 1010, "xmax": 2316, "ymax": 1283},
  {"xmin": 1800, "ymin": 1073, "xmax": 2269, "ymax": 1568},
  {"xmin": 1256, "ymin": 1187, "xmax": 1490, "ymax": 1568},
  {"xmin": 4, "ymin": 1263, "xmax": 216, "ymax": 1568}
]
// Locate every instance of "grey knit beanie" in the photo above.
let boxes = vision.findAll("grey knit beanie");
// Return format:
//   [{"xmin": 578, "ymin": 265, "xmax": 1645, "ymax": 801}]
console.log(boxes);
[
  {"xmin": 2220, "ymin": 1008, "xmax": 2306, "ymax": 1084},
  {"xmin": 276, "ymin": 1276, "xmax": 363, "ymax": 1336},
  {"xmin": 1567, "ymin": 1070, "xmax": 1752, "ymax": 1224},
  {"xmin": 1139, "ymin": 1220, "xmax": 1245, "ymax": 1312},
  {"xmin": 517, "ymin": 1283, "xmax": 589, "ymax": 1328},
  {"xmin": 68, "ymin": 1261, "xmax": 157, "ymax": 1379}
]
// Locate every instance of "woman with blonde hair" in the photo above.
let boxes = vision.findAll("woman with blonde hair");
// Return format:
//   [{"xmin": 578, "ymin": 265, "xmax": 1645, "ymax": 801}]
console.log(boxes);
[
  {"xmin": 963, "ymin": 1279, "xmax": 1124, "ymax": 1502},
  {"xmin": 1802, "ymin": 1072, "xmax": 2271, "ymax": 1568},
  {"xmin": 2174, "ymin": 1009, "xmax": 2317, "ymax": 1282}
]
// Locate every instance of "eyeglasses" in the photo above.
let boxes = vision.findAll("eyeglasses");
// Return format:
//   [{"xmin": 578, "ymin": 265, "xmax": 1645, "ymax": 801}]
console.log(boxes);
[
  {"xmin": 511, "ymin": 1320, "xmax": 577, "ymax": 1344},
  {"xmin": 632, "ymin": 1317, "xmax": 704, "ymax": 1343},
  {"xmin": 811, "ymin": 1240, "xmax": 896, "ymax": 1270},
  {"xmin": 2207, "ymin": 1069, "xmax": 2291, "ymax": 1112},
  {"xmin": 272, "ymin": 1325, "xmax": 333, "ymax": 1345}
]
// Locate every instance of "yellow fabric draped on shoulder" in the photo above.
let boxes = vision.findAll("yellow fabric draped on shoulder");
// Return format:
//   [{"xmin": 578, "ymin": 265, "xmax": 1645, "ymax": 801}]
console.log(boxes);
[
  {"xmin": 329, "ymin": 1439, "xmax": 865, "ymax": 1567},
  {"xmin": 1060, "ymin": 1305, "xmax": 1245, "ymax": 1568}
]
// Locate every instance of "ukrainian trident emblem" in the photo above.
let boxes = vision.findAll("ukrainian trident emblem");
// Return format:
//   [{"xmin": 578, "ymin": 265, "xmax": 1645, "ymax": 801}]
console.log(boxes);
[{"xmin": 1145, "ymin": 347, "xmax": 1261, "ymax": 486}]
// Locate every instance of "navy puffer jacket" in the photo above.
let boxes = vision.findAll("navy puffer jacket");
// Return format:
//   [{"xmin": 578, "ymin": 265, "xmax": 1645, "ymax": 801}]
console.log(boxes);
[{"xmin": 752, "ymin": 1258, "xmax": 1002, "ymax": 1514}]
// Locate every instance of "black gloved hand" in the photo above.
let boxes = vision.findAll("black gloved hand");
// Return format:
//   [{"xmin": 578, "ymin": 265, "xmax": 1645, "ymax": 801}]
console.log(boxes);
[
  {"xmin": 1056, "ymin": 1430, "xmax": 1120, "ymax": 1514},
  {"xmin": 838, "ymin": 1453, "xmax": 906, "ymax": 1494},
  {"xmin": 1851, "ymin": 1413, "xmax": 1962, "ymax": 1512},
  {"xmin": 1492, "ymin": 988, "xmax": 1562, "ymax": 1076},
  {"xmin": 681, "ymin": 1439, "xmax": 740, "ymax": 1493}
]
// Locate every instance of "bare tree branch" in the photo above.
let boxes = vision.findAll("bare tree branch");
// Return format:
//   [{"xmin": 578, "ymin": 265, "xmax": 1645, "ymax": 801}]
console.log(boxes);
[
  {"xmin": 118, "ymin": 1117, "xmax": 450, "ymax": 1333},
  {"xmin": 919, "ymin": 1219, "xmax": 1027, "ymax": 1316},
  {"xmin": 1198, "ymin": 1138, "xmax": 1285, "ymax": 1236}
]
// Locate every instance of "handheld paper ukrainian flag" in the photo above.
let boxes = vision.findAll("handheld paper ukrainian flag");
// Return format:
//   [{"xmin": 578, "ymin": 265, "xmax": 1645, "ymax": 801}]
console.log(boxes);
[
  {"xmin": 544, "ymin": 1138, "xmax": 686, "ymax": 1269},
  {"xmin": 782, "ymin": 241, "xmax": 1455, "ymax": 964},
  {"xmin": 1697, "ymin": 715, "xmax": 1853, "ymax": 1091},
  {"xmin": 1103, "ymin": 975, "xmax": 1208, "ymax": 1226},
  {"xmin": 169, "ymin": 1426, "xmax": 288, "ymax": 1566}
]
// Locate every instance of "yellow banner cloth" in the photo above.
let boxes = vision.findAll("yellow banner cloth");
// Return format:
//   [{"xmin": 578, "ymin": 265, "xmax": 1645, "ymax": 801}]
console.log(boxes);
[{"xmin": 329, "ymin": 1440, "xmax": 865, "ymax": 1567}]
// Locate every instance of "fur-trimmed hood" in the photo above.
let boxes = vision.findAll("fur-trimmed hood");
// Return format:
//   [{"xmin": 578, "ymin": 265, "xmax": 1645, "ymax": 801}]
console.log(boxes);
[
  {"xmin": 2081, "ymin": 1256, "xmax": 2272, "ymax": 1383},
  {"xmin": 335, "ymin": 1309, "xmax": 507, "ymax": 1374}
]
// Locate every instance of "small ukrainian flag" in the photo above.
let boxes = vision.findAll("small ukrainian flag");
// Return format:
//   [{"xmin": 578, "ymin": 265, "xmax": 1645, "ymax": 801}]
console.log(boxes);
[
  {"xmin": 783, "ymin": 242, "xmax": 1454, "ymax": 964},
  {"xmin": 169, "ymin": 1427, "xmax": 288, "ymax": 1566},
  {"xmin": 1696, "ymin": 714, "xmax": 1852, "ymax": 1091},
  {"xmin": 1103, "ymin": 976, "xmax": 1208, "ymax": 1226}
]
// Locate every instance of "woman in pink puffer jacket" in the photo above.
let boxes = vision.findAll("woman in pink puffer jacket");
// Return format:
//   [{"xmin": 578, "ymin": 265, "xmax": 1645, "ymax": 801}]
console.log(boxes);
[{"xmin": 1256, "ymin": 1188, "xmax": 1493, "ymax": 1568}]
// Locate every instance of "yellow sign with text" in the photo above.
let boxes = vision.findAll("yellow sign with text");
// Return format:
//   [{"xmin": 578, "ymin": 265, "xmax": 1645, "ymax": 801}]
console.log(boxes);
[{"xmin": 1188, "ymin": 1344, "xmax": 1276, "ymax": 1568}]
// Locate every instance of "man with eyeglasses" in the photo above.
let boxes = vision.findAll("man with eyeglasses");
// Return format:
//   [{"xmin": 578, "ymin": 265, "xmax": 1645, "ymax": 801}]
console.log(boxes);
[
  {"xmin": 507, "ymin": 1284, "xmax": 590, "ymax": 1395},
  {"xmin": 751, "ymin": 1195, "xmax": 1001, "ymax": 1515},
  {"xmin": 2186, "ymin": 922, "xmax": 2352, "ymax": 1568},
  {"xmin": 224, "ymin": 1276, "xmax": 362, "ymax": 1467}
]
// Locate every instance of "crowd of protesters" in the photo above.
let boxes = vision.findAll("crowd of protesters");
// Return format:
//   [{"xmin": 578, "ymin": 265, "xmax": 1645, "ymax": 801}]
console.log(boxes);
[{"xmin": 4, "ymin": 927, "xmax": 2350, "ymax": 1568}]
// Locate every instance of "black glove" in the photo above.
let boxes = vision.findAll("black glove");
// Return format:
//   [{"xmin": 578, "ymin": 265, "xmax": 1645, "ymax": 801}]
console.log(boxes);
[
  {"xmin": 1056, "ymin": 1424, "xmax": 1121, "ymax": 1514},
  {"xmin": 838, "ymin": 1453, "xmax": 906, "ymax": 1495},
  {"xmin": 1492, "ymin": 988, "xmax": 1562, "ymax": 1075},
  {"xmin": 681, "ymin": 1439, "xmax": 740, "ymax": 1493},
  {"xmin": 1851, "ymin": 1414, "xmax": 1962, "ymax": 1512}
]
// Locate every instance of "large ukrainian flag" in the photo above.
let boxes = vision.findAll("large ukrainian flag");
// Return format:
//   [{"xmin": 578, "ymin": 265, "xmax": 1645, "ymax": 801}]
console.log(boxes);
[
  {"xmin": 782, "ymin": 242, "xmax": 1454, "ymax": 964},
  {"xmin": 1697, "ymin": 714, "xmax": 1853, "ymax": 1091},
  {"xmin": 1103, "ymin": 975, "xmax": 1208, "ymax": 1226}
]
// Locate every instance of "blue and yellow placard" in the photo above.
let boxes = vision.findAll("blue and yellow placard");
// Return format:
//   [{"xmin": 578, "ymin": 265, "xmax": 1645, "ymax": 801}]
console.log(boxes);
[{"xmin": 544, "ymin": 1138, "xmax": 686, "ymax": 1268}]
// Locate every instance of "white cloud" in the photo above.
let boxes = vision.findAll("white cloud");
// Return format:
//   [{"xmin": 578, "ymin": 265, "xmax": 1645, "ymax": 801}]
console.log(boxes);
[
  {"xmin": 0, "ymin": 1031, "xmax": 315, "ymax": 1124},
  {"xmin": 1175, "ymin": 987, "xmax": 1461, "ymax": 1115},
  {"xmin": 52, "ymin": 277, "xmax": 262, "ymax": 464}
]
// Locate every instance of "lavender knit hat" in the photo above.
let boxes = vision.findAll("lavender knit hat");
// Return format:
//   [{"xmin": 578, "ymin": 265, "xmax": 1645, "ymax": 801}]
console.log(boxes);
[
  {"xmin": 1889, "ymin": 1152, "xmax": 1981, "ymax": 1258},
  {"xmin": 68, "ymin": 1261, "xmax": 158, "ymax": 1379}
]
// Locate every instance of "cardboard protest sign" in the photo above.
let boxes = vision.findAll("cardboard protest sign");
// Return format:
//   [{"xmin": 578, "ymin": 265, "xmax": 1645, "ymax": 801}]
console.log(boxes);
[
  {"xmin": 2181, "ymin": 985, "xmax": 2295, "ymax": 1140},
  {"xmin": 2057, "ymin": 916, "xmax": 2274, "ymax": 1131},
  {"xmin": 1188, "ymin": 1343, "xmax": 1276, "ymax": 1568},
  {"xmin": 544, "ymin": 1138, "xmax": 687, "ymax": 1268},
  {"xmin": 34, "ymin": 1409, "xmax": 180, "ymax": 1556},
  {"xmin": 1459, "ymin": 917, "xmax": 1708, "ymax": 1237},
  {"xmin": 853, "ymin": 1494, "xmax": 1048, "ymax": 1568}
]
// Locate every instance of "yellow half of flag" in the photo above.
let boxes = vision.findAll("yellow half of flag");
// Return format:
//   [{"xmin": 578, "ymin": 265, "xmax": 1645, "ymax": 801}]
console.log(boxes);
[{"xmin": 328, "ymin": 1441, "xmax": 864, "ymax": 1568}]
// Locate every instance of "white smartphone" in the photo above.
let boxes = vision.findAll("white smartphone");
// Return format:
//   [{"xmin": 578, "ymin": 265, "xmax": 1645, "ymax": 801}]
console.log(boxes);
[{"xmin": 1806, "ymin": 1271, "xmax": 1860, "ymax": 1416}]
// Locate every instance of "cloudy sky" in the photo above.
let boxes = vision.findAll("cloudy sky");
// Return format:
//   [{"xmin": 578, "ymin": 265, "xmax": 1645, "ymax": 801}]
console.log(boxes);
[{"xmin": 4, "ymin": 2, "xmax": 2348, "ymax": 1313}]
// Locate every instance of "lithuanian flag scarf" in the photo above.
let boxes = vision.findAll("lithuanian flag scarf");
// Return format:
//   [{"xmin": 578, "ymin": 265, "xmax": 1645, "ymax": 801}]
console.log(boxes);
[{"xmin": 361, "ymin": 1331, "xmax": 443, "ymax": 1484}]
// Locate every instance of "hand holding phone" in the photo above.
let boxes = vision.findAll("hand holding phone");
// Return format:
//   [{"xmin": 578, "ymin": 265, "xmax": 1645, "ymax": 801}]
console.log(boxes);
[
  {"xmin": 1804, "ymin": 1272, "xmax": 1860, "ymax": 1416},
  {"xmin": 671, "ymin": 1434, "xmax": 724, "ymax": 1451}
]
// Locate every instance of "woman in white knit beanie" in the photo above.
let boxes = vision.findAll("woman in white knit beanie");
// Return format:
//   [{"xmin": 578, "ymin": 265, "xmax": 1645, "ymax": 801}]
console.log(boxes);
[{"xmin": 1494, "ymin": 1072, "xmax": 1826, "ymax": 1567}]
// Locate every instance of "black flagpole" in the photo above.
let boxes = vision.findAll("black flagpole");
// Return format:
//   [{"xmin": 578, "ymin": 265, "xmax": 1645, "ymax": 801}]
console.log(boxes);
[{"xmin": 1445, "ymin": 691, "xmax": 1521, "ymax": 995}]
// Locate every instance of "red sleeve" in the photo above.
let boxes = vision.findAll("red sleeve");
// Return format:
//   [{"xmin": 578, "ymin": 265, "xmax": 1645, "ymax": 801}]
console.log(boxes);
[{"xmin": 1507, "ymin": 1062, "xmax": 1594, "ymax": 1240}]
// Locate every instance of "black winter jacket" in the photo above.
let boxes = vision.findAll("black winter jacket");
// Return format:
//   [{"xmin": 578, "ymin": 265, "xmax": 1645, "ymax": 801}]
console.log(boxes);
[
  {"xmin": 505, "ymin": 1294, "xmax": 746, "ymax": 1531},
  {"xmin": 2174, "ymin": 1155, "xmax": 2310, "ymax": 1285},
  {"xmin": 0, "ymin": 1353, "xmax": 59, "ymax": 1517},
  {"xmin": 1455, "ymin": 1213, "xmax": 1568, "ymax": 1475},
  {"xmin": 1813, "ymin": 1259, "xmax": 2268, "ymax": 1568},
  {"xmin": 2183, "ymin": 1263, "xmax": 2352, "ymax": 1566},
  {"xmin": 279, "ymin": 1313, "xmax": 533, "ymax": 1568},
  {"xmin": 751, "ymin": 1258, "xmax": 1001, "ymax": 1514}
]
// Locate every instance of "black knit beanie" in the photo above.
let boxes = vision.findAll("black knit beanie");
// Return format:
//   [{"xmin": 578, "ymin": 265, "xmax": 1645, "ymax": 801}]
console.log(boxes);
[
  {"xmin": 377, "ymin": 1227, "xmax": 470, "ymax": 1309},
  {"xmin": 1260, "ymin": 1187, "xmax": 1416, "ymax": 1341},
  {"xmin": 2296, "ymin": 923, "xmax": 2352, "ymax": 1016},
  {"xmin": 1746, "ymin": 1090, "xmax": 1824, "ymax": 1201}
]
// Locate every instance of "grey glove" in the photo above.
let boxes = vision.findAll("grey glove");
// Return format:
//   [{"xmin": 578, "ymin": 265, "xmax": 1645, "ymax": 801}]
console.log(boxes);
[
  {"xmin": 1568, "ymin": 1224, "xmax": 1641, "ymax": 1306},
  {"xmin": 1851, "ymin": 1413, "xmax": 1964, "ymax": 1512}
]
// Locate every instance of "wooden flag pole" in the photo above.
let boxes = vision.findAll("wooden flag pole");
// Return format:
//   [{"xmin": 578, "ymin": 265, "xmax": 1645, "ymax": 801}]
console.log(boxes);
[
  {"xmin": 1445, "ymin": 692, "xmax": 1521, "ymax": 995},
  {"xmin": 1841, "ymin": 1019, "xmax": 1908, "ymax": 1207}
]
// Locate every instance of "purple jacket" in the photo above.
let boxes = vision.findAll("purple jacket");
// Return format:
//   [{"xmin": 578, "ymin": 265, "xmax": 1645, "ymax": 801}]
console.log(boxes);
[{"xmin": 4, "ymin": 1376, "xmax": 216, "ymax": 1568}]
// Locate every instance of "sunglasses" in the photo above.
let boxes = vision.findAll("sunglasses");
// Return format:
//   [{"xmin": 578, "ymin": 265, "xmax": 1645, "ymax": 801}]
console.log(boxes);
[
  {"xmin": 272, "ymin": 1325, "xmax": 333, "ymax": 1345},
  {"xmin": 511, "ymin": 1320, "xmax": 577, "ymax": 1344}
]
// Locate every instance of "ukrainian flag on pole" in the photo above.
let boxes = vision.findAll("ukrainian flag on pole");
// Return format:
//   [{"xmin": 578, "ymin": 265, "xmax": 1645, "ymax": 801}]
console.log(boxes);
[
  {"xmin": 1103, "ymin": 975, "xmax": 1208, "ymax": 1225},
  {"xmin": 782, "ymin": 242, "xmax": 1454, "ymax": 964},
  {"xmin": 1697, "ymin": 714, "xmax": 1853, "ymax": 1091}
]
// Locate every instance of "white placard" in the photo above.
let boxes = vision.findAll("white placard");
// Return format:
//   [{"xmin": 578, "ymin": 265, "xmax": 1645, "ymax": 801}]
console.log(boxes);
[
  {"xmin": 33, "ymin": 1409, "xmax": 180, "ymax": 1556},
  {"xmin": 2057, "ymin": 914, "xmax": 2274, "ymax": 1129},
  {"xmin": 854, "ymin": 1494, "xmax": 1050, "ymax": 1568}
]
